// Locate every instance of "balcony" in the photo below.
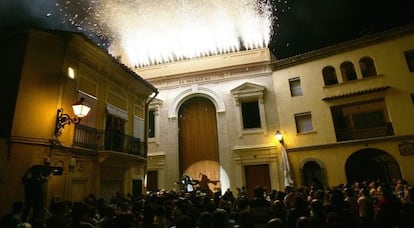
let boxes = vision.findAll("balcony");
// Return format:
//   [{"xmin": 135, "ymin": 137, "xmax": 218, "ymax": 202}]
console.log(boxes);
[
  {"xmin": 335, "ymin": 123, "xmax": 394, "ymax": 141},
  {"xmin": 73, "ymin": 124, "xmax": 145, "ymax": 157}
]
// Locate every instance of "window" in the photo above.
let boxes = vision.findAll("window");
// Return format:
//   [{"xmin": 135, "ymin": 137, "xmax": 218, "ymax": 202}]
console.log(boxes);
[
  {"xmin": 148, "ymin": 110, "xmax": 155, "ymax": 138},
  {"xmin": 340, "ymin": 61, "xmax": 357, "ymax": 82},
  {"xmin": 231, "ymin": 82, "xmax": 267, "ymax": 134},
  {"xmin": 241, "ymin": 100, "xmax": 261, "ymax": 129},
  {"xmin": 289, "ymin": 77, "xmax": 303, "ymax": 96},
  {"xmin": 295, "ymin": 112, "xmax": 314, "ymax": 133},
  {"xmin": 105, "ymin": 114, "xmax": 126, "ymax": 152},
  {"xmin": 148, "ymin": 98, "xmax": 162, "ymax": 143},
  {"xmin": 404, "ymin": 50, "xmax": 414, "ymax": 72},
  {"xmin": 359, "ymin": 56, "xmax": 377, "ymax": 77},
  {"xmin": 133, "ymin": 115, "xmax": 144, "ymax": 141},
  {"xmin": 322, "ymin": 66, "xmax": 338, "ymax": 86}
]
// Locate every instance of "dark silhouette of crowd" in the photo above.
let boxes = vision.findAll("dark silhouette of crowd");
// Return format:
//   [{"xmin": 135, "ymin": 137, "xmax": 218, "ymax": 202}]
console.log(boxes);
[{"xmin": 1, "ymin": 178, "xmax": 413, "ymax": 228}]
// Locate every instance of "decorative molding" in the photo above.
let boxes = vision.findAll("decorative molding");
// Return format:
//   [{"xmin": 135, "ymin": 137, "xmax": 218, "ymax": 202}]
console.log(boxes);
[
  {"xmin": 231, "ymin": 82, "xmax": 268, "ymax": 136},
  {"xmin": 168, "ymin": 86, "xmax": 225, "ymax": 118},
  {"xmin": 399, "ymin": 142, "xmax": 414, "ymax": 156}
]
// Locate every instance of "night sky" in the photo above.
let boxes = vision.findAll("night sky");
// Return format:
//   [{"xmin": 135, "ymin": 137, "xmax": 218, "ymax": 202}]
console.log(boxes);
[
  {"xmin": 271, "ymin": 0, "xmax": 414, "ymax": 58},
  {"xmin": 1, "ymin": 0, "xmax": 414, "ymax": 60}
]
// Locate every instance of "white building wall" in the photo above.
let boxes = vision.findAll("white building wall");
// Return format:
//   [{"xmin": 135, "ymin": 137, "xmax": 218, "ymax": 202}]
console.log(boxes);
[{"xmin": 139, "ymin": 48, "xmax": 284, "ymax": 192}]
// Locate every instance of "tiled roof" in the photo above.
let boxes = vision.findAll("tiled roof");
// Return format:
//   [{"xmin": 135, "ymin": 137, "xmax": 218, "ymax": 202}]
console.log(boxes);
[{"xmin": 322, "ymin": 86, "xmax": 391, "ymax": 101}]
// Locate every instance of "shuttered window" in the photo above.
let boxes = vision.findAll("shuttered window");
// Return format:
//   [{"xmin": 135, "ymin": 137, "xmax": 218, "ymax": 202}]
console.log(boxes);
[
  {"xmin": 295, "ymin": 112, "xmax": 313, "ymax": 133},
  {"xmin": 289, "ymin": 77, "xmax": 303, "ymax": 96}
]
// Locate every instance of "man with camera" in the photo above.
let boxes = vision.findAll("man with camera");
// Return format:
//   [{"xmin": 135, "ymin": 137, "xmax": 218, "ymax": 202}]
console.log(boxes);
[{"xmin": 21, "ymin": 161, "xmax": 62, "ymax": 223}]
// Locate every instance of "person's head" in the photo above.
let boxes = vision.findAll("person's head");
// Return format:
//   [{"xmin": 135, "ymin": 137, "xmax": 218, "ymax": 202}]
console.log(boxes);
[
  {"xmin": 329, "ymin": 189, "xmax": 344, "ymax": 206},
  {"xmin": 70, "ymin": 203, "xmax": 90, "ymax": 222},
  {"xmin": 310, "ymin": 199, "xmax": 324, "ymax": 215},
  {"xmin": 238, "ymin": 210, "xmax": 253, "ymax": 228},
  {"xmin": 17, "ymin": 223, "xmax": 32, "ymax": 228},
  {"xmin": 269, "ymin": 189, "xmax": 278, "ymax": 200},
  {"xmin": 313, "ymin": 189, "xmax": 325, "ymax": 200},
  {"xmin": 254, "ymin": 186, "xmax": 265, "ymax": 198},
  {"xmin": 198, "ymin": 212, "xmax": 212, "ymax": 228},
  {"xmin": 343, "ymin": 187, "xmax": 354, "ymax": 198},
  {"xmin": 380, "ymin": 184, "xmax": 397, "ymax": 200},
  {"xmin": 237, "ymin": 197, "xmax": 249, "ymax": 210},
  {"xmin": 395, "ymin": 179, "xmax": 405, "ymax": 190},
  {"xmin": 50, "ymin": 201, "xmax": 67, "ymax": 216},
  {"xmin": 174, "ymin": 214, "xmax": 193, "ymax": 228},
  {"xmin": 212, "ymin": 209, "xmax": 228, "ymax": 227},
  {"xmin": 296, "ymin": 216, "xmax": 311, "ymax": 228},
  {"xmin": 266, "ymin": 218, "xmax": 284, "ymax": 228},
  {"xmin": 358, "ymin": 188, "xmax": 369, "ymax": 197}
]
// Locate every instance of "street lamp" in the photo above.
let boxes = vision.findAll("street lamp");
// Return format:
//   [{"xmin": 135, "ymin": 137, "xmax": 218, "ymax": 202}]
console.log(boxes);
[
  {"xmin": 55, "ymin": 98, "xmax": 91, "ymax": 136},
  {"xmin": 275, "ymin": 130, "xmax": 284, "ymax": 146}
]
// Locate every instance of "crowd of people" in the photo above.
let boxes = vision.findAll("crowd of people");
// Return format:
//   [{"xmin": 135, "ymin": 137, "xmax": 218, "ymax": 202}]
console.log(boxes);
[{"xmin": 1, "ymin": 179, "xmax": 414, "ymax": 228}]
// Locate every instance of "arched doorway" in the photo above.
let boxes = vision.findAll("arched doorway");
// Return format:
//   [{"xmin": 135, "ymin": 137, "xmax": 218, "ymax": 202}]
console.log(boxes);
[
  {"xmin": 345, "ymin": 148, "xmax": 401, "ymax": 184},
  {"xmin": 301, "ymin": 160, "xmax": 326, "ymax": 190},
  {"xmin": 178, "ymin": 97, "xmax": 220, "ymax": 194}
]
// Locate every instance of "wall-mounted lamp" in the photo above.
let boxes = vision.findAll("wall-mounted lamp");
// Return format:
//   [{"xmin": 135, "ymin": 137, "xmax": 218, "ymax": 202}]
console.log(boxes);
[
  {"xmin": 55, "ymin": 98, "xmax": 91, "ymax": 136},
  {"xmin": 67, "ymin": 67, "xmax": 76, "ymax": 79},
  {"xmin": 275, "ymin": 130, "xmax": 284, "ymax": 146}
]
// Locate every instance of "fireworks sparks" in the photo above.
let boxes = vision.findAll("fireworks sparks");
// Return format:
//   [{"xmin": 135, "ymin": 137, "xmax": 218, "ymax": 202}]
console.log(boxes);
[{"xmin": 58, "ymin": 0, "xmax": 276, "ymax": 68}]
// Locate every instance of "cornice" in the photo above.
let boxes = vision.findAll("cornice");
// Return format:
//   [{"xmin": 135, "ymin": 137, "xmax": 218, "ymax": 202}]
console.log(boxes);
[{"xmin": 286, "ymin": 134, "xmax": 414, "ymax": 153}]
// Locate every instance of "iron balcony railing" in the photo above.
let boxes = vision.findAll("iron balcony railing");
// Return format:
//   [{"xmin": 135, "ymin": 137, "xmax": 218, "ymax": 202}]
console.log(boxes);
[
  {"xmin": 73, "ymin": 124, "xmax": 144, "ymax": 157},
  {"xmin": 335, "ymin": 122, "xmax": 394, "ymax": 141}
]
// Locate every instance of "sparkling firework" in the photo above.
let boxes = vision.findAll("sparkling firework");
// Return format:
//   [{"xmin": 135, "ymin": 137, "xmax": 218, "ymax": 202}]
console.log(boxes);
[{"xmin": 59, "ymin": 0, "xmax": 275, "ymax": 68}]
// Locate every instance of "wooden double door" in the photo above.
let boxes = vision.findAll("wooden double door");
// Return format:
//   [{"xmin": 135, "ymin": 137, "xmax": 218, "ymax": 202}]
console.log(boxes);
[{"xmin": 178, "ymin": 97, "xmax": 220, "ymax": 192}]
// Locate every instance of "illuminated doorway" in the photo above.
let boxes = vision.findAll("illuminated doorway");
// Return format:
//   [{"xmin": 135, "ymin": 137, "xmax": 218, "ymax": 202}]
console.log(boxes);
[{"xmin": 178, "ymin": 97, "xmax": 220, "ymax": 192}]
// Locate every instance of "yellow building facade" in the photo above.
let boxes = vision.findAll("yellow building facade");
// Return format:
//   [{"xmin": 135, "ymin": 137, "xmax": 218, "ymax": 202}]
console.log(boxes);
[
  {"xmin": 0, "ymin": 28, "xmax": 157, "ymax": 216},
  {"xmin": 272, "ymin": 24, "xmax": 414, "ymax": 188}
]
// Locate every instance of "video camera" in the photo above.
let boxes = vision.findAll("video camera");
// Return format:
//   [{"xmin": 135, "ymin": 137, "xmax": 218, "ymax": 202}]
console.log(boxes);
[{"xmin": 30, "ymin": 164, "xmax": 63, "ymax": 176}]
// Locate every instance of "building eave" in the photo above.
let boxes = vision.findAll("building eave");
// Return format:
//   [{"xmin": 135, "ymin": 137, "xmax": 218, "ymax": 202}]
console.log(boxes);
[{"xmin": 321, "ymin": 86, "xmax": 391, "ymax": 101}]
